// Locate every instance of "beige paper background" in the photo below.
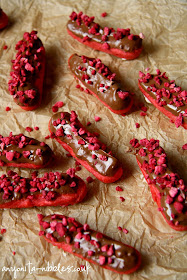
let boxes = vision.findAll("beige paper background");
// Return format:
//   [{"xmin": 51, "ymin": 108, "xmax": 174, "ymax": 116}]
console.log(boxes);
[{"xmin": 0, "ymin": 0, "xmax": 187, "ymax": 279}]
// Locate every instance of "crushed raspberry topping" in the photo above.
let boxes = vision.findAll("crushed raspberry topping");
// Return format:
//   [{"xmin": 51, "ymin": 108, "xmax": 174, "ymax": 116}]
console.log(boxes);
[
  {"xmin": 130, "ymin": 138, "xmax": 187, "ymax": 226},
  {"xmin": 182, "ymin": 144, "xmax": 187, "ymax": 150},
  {"xmin": 0, "ymin": 171, "xmax": 77, "ymax": 201},
  {"xmin": 8, "ymin": 31, "xmax": 45, "ymax": 106},
  {"xmin": 95, "ymin": 116, "xmax": 101, "ymax": 122},
  {"xmin": 139, "ymin": 70, "xmax": 187, "ymax": 127},
  {"xmin": 116, "ymin": 186, "xmax": 123, "ymax": 192},
  {"xmin": 39, "ymin": 214, "xmax": 137, "ymax": 270},
  {"xmin": 101, "ymin": 12, "xmax": 107, "ymax": 17},
  {"xmin": 86, "ymin": 176, "xmax": 94, "ymax": 183},
  {"xmin": 69, "ymin": 11, "xmax": 142, "ymax": 48},
  {"xmin": 5, "ymin": 107, "xmax": 11, "ymax": 111},
  {"xmin": 1, "ymin": 228, "xmax": 6, "ymax": 234}
]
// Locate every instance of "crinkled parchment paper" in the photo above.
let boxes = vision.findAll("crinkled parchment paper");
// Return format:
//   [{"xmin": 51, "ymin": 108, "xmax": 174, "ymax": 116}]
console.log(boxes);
[{"xmin": 0, "ymin": 0, "xmax": 187, "ymax": 279}]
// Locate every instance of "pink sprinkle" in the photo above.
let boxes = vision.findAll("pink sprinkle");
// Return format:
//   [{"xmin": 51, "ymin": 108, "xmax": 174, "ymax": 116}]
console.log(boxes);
[
  {"xmin": 83, "ymin": 224, "xmax": 90, "ymax": 231},
  {"xmin": 1, "ymin": 229, "xmax": 6, "ymax": 234},
  {"xmin": 101, "ymin": 12, "xmax": 107, "ymax": 17},
  {"xmin": 95, "ymin": 116, "xmax": 101, "ymax": 122},
  {"xmin": 135, "ymin": 123, "xmax": 140, "ymax": 128},
  {"xmin": 140, "ymin": 106, "xmax": 148, "ymax": 112},
  {"xmin": 25, "ymin": 63, "xmax": 34, "ymax": 72},
  {"xmin": 5, "ymin": 107, "xmax": 11, "ymax": 111},
  {"xmin": 76, "ymin": 166, "xmax": 81, "ymax": 171},
  {"xmin": 86, "ymin": 176, "xmax": 94, "ymax": 183},
  {"xmin": 118, "ymin": 226, "xmax": 122, "ymax": 231},
  {"xmin": 116, "ymin": 186, "xmax": 123, "ymax": 192},
  {"xmin": 103, "ymin": 42, "xmax": 110, "ymax": 49},
  {"xmin": 145, "ymin": 67, "xmax": 150, "ymax": 72},
  {"xmin": 120, "ymin": 197, "xmax": 125, "ymax": 202},
  {"xmin": 6, "ymin": 151, "xmax": 14, "ymax": 161},
  {"xmin": 25, "ymin": 127, "xmax": 33, "ymax": 132},
  {"xmin": 76, "ymin": 84, "xmax": 81, "ymax": 89},
  {"xmin": 66, "ymin": 168, "xmax": 75, "ymax": 178},
  {"xmin": 40, "ymin": 142, "xmax": 46, "ymax": 147},
  {"xmin": 182, "ymin": 144, "xmax": 187, "ymax": 150},
  {"xmin": 123, "ymin": 228, "xmax": 128, "ymax": 234},
  {"xmin": 88, "ymin": 250, "xmax": 94, "ymax": 256},
  {"xmin": 45, "ymin": 135, "xmax": 50, "ymax": 139},
  {"xmin": 54, "ymin": 101, "xmax": 64, "ymax": 108},
  {"xmin": 140, "ymin": 112, "xmax": 147, "ymax": 116},
  {"xmin": 3, "ymin": 45, "xmax": 8, "ymax": 50},
  {"xmin": 139, "ymin": 32, "xmax": 145, "ymax": 39},
  {"xmin": 34, "ymin": 126, "xmax": 39, "ymax": 131},
  {"xmin": 12, "ymin": 251, "xmax": 16, "ymax": 255},
  {"xmin": 52, "ymin": 105, "xmax": 58, "ymax": 113},
  {"xmin": 99, "ymin": 255, "xmax": 106, "ymax": 265},
  {"xmin": 66, "ymin": 153, "xmax": 72, "ymax": 157}
]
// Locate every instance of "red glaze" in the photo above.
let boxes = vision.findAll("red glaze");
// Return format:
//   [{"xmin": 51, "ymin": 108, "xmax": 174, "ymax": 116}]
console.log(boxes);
[
  {"xmin": 138, "ymin": 70, "xmax": 187, "ymax": 129},
  {"xmin": 130, "ymin": 138, "xmax": 187, "ymax": 231},
  {"xmin": 67, "ymin": 11, "xmax": 143, "ymax": 60},
  {"xmin": 68, "ymin": 54, "xmax": 133, "ymax": 115},
  {"xmin": 0, "ymin": 9, "xmax": 8, "ymax": 30},
  {"xmin": 49, "ymin": 111, "xmax": 123, "ymax": 183},
  {"xmin": 38, "ymin": 214, "xmax": 141, "ymax": 274},
  {"xmin": 8, "ymin": 31, "xmax": 45, "ymax": 111},
  {"xmin": 0, "ymin": 170, "xmax": 87, "ymax": 208}
]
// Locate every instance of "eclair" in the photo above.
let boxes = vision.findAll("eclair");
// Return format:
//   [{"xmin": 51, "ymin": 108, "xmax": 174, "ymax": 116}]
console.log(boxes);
[
  {"xmin": 38, "ymin": 214, "xmax": 141, "ymax": 274},
  {"xmin": 8, "ymin": 31, "xmax": 45, "ymax": 111},
  {"xmin": 49, "ymin": 111, "xmax": 123, "ymax": 183},
  {"xmin": 130, "ymin": 138, "xmax": 187, "ymax": 231},
  {"xmin": 67, "ymin": 11, "xmax": 143, "ymax": 60},
  {"xmin": 138, "ymin": 70, "xmax": 187, "ymax": 129},
  {"xmin": 0, "ymin": 170, "xmax": 87, "ymax": 208},
  {"xmin": 0, "ymin": 133, "xmax": 53, "ymax": 169},
  {"xmin": 68, "ymin": 54, "xmax": 133, "ymax": 115}
]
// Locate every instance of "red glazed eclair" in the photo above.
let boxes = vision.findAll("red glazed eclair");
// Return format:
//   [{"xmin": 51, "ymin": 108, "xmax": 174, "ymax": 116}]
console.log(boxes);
[
  {"xmin": 49, "ymin": 111, "xmax": 123, "ymax": 183},
  {"xmin": 0, "ymin": 170, "xmax": 87, "ymax": 208},
  {"xmin": 130, "ymin": 138, "xmax": 187, "ymax": 231},
  {"xmin": 38, "ymin": 214, "xmax": 141, "ymax": 274},
  {"xmin": 138, "ymin": 70, "xmax": 187, "ymax": 129},
  {"xmin": 0, "ymin": 133, "xmax": 53, "ymax": 169},
  {"xmin": 0, "ymin": 8, "xmax": 8, "ymax": 30},
  {"xmin": 67, "ymin": 11, "xmax": 143, "ymax": 60},
  {"xmin": 8, "ymin": 31, "xmax": 45, "ymax": 111},
  {"xmin": 68, "ymin": 54, "xmax": 133, "ymax": 115}
]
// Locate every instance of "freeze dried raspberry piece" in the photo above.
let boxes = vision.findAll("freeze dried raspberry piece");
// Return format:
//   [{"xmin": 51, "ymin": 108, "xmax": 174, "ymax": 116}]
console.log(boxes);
[
  {"xmin": 8, "ymin": 31, "xmax": 45, "ymax": 111},
  {"xmin": 182, "ymin": 144, "xmax": 187, "ymax": 150},
  {"xmin": 67, "ymin": 11, "xmax": 143, "ymax": 60},
  {"xmin": 138, "ymin": 70, "xmax": 187, "ymax": 129},
  {"xmin": 38, "ymin": 214, "xmax": 141, "ymax": 274},
  {"xmin": 0, "ymin": 8, "xmax": 8, "ymax": 30},
  {"xmin": 101, "ymin": 12, "xmax": 107, "ymax": 17},
  {"xmin": 130, "ymin": 138, "xmax": 187, "ymax": 231},
  {"xmin": 5, "ymin": 106, "xmax": 11, "ymax": 111},
  {"xmin": 0, "ymin": 133, "xmax": 53, "ymax": 169},
  {"xmin": 68, "ymin": 54, "xmax": 133, "ymax": 115},
  {"xmin": 0, "ymin": 171, "xmax": 87, "ymax": 208},
  {"xmin": 49, "ymin": 111, "xmax": 123, "ymax": 183}
]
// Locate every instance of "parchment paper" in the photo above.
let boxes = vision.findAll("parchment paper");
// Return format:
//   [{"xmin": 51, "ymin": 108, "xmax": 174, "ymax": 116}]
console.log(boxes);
[{"xmin": 0, "ymin": 0, "xmax": 187, "ymax": 279}]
